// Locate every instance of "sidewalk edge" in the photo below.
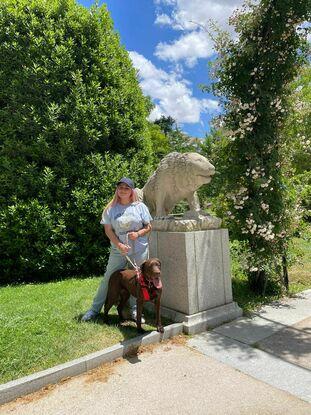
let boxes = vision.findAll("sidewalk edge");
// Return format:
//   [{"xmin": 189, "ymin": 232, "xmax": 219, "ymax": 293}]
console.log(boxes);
[{"xmin": 0, "ymin": 323, "xmax": 183, "ymax": 405}]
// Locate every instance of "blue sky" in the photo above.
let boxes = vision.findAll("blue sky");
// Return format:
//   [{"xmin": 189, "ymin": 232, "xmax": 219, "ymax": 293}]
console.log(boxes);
[{"xmin": 78, "ymin": 0, "xmax": 245, "ymax": 138}]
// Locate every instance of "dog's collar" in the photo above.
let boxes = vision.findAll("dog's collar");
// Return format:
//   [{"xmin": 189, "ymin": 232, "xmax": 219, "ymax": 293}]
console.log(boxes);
[{"xmin": 137, "ymin": 272, "xmax": 157, "ymax": 301}]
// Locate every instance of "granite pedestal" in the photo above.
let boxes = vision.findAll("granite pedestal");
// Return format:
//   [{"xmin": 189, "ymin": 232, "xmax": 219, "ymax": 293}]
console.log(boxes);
[{"xmin": 149, "ymin": 228, "xmax": 242, "ymax": 334}]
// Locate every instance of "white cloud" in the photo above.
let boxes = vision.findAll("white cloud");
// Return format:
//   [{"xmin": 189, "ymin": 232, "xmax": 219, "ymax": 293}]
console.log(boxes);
[
  {"xmin": 129, "ymin": 51, "xmax": 219, "ymax": 124},
  {"xmin": 155, "ymin": 30, "xmax": 214, "ymax": 67},
  {"xmin": 154, "ymin": 0, "xmax": 176, "ymax": 5},
  {"xmin": 201, "ymin": 99, "xmax": 220, "ymax": 112},
  {"xmin": 155, "ymin": 13, "xmax": 173, "ymax": 26},
  {"xmin": 154, "ymin": 0, "xmax": 245, "ymax": 65},
  {"xmin": 299, "ymin": 21, "xmax": 311, "ymax": 43},
  {"xmin": 156, "ymin": 0, "xmax": 243, "ymax": 31}
]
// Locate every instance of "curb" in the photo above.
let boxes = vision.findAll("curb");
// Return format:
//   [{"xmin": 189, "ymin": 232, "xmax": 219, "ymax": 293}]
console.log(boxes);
[{"xmin": 0, "ymin": 323, "xmax": 183, "ymax": 406}]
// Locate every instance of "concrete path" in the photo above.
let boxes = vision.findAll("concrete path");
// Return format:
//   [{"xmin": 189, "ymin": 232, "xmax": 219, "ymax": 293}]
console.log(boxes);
[
  {"xmin": 1, "ymin": 290, "xmax": 311, "ymax": 415},
  {"xmin": 189, "ymin": 289, "xmax": 311, "ymax": 404}
]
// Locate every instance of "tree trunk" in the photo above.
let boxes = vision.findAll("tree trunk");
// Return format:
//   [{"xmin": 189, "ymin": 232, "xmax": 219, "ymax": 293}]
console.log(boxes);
[
  {"xmin": 249, "ymin": 270, "xmax": 268, "ymax": 295},
  {"xmin": 282, "ymin": 255, "xmax": 289, "ymax": 292}
]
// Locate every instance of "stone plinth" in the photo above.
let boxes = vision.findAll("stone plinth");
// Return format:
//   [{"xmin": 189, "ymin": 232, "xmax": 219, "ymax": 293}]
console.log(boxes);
[
  {"xmin": 152, "ymin": 212, "xmax": 222, "ymax": 232},
  {"xmin": 149, "ymin": 228, "xmax": 242, "ymax": 334}
]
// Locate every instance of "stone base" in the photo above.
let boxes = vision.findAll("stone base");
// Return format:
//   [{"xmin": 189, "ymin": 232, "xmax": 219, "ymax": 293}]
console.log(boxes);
[
  {"xmin": 150, "ymin": 229, "xmax": 235, "ymax": 315},
  {"xmin": 148, "ymin": 228, "xmax": 242, "ymax": 335},
  {"xmin": 145, "ymin": 302, "xmax": 242, "ymax": 335},
  {"xmin": 182, "ymin": 303, "xmax": 242, "ymax": 335}
]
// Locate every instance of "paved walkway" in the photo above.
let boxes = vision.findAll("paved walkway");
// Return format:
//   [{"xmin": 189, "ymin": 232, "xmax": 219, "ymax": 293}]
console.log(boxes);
[{"xmin": 1, "ymin": 290, "xmax": 311, "ymax": 415}]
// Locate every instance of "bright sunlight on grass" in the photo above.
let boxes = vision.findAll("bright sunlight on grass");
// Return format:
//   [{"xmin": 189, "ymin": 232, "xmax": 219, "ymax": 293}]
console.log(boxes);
[
  {"xmin": 287, "ymin": 237, "xmax": 311, "ymax": 294},
  {"xmin": 0, "ymin": 235, "xmax": 309, "ymax": 384},
  {"xmin": 0, "ymin": 278, "xmax": 162, "ymax": 384}
]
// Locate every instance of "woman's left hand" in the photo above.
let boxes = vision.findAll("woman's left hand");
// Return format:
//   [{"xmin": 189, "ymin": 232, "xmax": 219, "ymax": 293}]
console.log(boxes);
[{"xmin": 128, "ymin": 231, "xmax": 139, "ymax": 241}]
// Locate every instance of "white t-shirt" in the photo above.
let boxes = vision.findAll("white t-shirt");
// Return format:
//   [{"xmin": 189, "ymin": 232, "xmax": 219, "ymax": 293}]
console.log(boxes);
[{"xmin": 100, "ymin": 202, "xmax": 152, "ymax": 254}]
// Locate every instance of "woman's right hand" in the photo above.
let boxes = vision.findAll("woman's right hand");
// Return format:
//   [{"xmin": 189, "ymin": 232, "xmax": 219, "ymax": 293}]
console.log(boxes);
[{"xmin": 117, "ymin": 242, "xmax": 130, "ymax": 255}]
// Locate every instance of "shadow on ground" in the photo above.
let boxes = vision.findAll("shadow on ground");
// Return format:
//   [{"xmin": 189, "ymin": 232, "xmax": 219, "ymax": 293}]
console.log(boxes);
[
  {"xmin": 193, "ymin": 312, "xmax": 311, "ymax": 372},
  {"xmin": 256, "ymin": 317, "xmax": 311, "ymax": 371},
  {"xmin": 75, "ymin": 307, "xmax": 172, "ymax": 342}
]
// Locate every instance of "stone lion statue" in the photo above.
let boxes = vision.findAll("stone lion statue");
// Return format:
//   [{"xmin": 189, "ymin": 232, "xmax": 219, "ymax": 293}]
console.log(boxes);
[{"xmin": 137, "ymin": 152, "xmax": 215, "ymax": 217}]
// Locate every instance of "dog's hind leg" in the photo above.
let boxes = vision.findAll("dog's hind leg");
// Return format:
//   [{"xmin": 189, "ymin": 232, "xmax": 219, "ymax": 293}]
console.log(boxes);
[
  {"xmin": 103, "ymin": 297, "xmax": 115, "ymax": 323},
  {"xmin": 103, "ymin": 273, "xmax": 121, "ymax": 323},
  {"xmin": 117, "ymin": 288, "xmax": 130, "ymax": 323}
]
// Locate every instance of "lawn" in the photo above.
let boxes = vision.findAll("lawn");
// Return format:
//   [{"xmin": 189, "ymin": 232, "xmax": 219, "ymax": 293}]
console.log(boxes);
[
  {"xmin": 0, "ymin": 278, "xmax": 160, "ymax": 384},
  {"xmin": 232, "ymin": 235, "xmax": 311, "ymax": 314},
  {"xmin": 287, "ymin": 236, "xmax": 311, "ymax": 293},
  {"xmin": 0, "ymin": 235, "xmax": 310, "ymax": 384}
]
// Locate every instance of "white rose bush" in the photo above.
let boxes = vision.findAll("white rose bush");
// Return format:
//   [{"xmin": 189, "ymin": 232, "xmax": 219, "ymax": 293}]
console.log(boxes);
[{"xmin": 206, "ymin": 0, "xmax": 310, "ymax": 293}]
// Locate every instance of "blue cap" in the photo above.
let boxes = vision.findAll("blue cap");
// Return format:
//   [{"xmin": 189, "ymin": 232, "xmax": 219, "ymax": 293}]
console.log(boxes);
[{"xmin": 117, "ymin": 177, "xmax": 135, "ymax": 189}]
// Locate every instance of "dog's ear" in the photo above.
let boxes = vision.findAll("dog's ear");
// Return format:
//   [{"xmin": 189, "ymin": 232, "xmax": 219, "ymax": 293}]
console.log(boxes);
[{"xmin": 140, "ymin": 261, "xmax": 146, "ymax": 274}]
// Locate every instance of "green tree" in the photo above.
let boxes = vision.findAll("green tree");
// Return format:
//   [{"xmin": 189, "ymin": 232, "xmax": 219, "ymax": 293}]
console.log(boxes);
[
  {"xmin": 199, "ymin": 128, "xmax": 230, "ymax": 212},
  {"xmin": 147, "ymin": 122, "xmax": 171, "ymax": 166},
  {"xmin": 0, "ymin": 0, "xmax": 153, "ymax": 283},
  {"xmin": 284, "ymin": 66, "xmax": 311, "ymax": 223},
  {"xmin": 154, "ymin": 115, "xmax": 176, "ymax": 136},
  {"xmin": 153, "ymin": 115, "xmax": 200, "ymax": 153},
  {"xmin": 205, "ymin": 0, "xmax": 310, "ymax": 293},
  {"xmin": 168, "ymin": 129, "xmax": 200, "ymax": 153}
]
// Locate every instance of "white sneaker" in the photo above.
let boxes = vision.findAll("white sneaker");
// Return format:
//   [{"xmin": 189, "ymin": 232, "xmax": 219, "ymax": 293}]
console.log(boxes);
[{"xmin": 131, "ymin": 309, "xmax": 145, "ymax": 324}]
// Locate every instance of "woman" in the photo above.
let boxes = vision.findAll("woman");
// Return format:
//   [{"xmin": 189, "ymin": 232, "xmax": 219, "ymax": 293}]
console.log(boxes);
[{"xmin": 82, "ymin": 177, "xmax": 152, "ymax": 322}]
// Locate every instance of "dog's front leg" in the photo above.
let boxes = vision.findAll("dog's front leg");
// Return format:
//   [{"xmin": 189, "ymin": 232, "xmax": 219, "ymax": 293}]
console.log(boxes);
[
  {"xmin": 135, "ymin": 283, "xmax": 145, "ymax": 333},
  {"xmin": 155, "ymin": 294, "xmax": 164, "ymax": 333},
  {"xmin": 136, "ymin": 297, "xmax": 145, "ymax": 333}
]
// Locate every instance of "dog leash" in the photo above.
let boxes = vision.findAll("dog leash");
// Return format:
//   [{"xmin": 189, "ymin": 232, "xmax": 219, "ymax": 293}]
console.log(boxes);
[
  {"xmin": 125, "ymin": 233, "xmax": 141, "ymax": 275},
  {"xmin": 124, "ymin": 233, "xmax": 147, "ymax": 296},
  {"xmin": 125, "ymin": 234, "xmax": 140, "ymax": 272},
  {"xmin": 125, "ymin": 255, "xmax": 139, "ymax": 271},
  {"xmin": 124, "ymin": 237, "xmax": 158, "ymax": 301},
  {"xmin": 124, "ymin": 234, "xmax": 135, "ymax": 266}
]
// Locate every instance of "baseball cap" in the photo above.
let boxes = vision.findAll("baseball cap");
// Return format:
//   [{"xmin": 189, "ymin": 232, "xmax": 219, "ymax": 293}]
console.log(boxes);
[{"xmin": 117, "ymin": 177, "xmax": 135, "ymax": 189}]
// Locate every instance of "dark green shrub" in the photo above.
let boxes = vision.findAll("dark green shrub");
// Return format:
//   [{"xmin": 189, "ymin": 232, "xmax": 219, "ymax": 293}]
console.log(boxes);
[
  {"xmin": 0, "ymin": 0, "xmax": 153, "ymax": 283},
  {"xmin": 0, "ymin": 199, "xmax": 71, "ymax": 282}
]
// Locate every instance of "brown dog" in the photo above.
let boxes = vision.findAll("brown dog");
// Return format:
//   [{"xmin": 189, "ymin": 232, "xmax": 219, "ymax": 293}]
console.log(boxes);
[{"xmin": 103, "ymin": 258, "xmax": 163, "ymax": 333}]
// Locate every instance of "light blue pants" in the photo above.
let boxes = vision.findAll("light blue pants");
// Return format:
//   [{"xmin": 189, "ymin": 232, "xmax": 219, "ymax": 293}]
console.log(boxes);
[{"xmin": 91, "ymin": 245, "xmax": 149, "ymax": 313}]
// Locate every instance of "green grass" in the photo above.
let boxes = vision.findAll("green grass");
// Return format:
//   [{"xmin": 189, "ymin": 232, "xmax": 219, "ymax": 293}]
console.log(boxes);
[
  {"xmin": 1, "ymin": 235, "xmax": 310, "ymax": 385},
  {"xmin": 287, "ymin": 236, "xmax": 311, "ymax": 294},
  {"xmin": 232, "ymin": 276, "xmax": 281, "ymax": 315},
  {"xmin": 232, "ymin": 236, "xmax": 311, "ymax": 314},
  {"xmin": 0, "ymin": 278, "xmax": 166, "ymax": 384}
]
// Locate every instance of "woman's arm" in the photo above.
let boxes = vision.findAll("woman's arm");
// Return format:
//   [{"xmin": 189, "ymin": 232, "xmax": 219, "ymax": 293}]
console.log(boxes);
[
  {"xmin": 104, "ymin": 224, "xmax": 130, "ymax": 254},
  {"xmin": 128, "ymin": 223, "xmax": 152, "ymax": 240}
]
